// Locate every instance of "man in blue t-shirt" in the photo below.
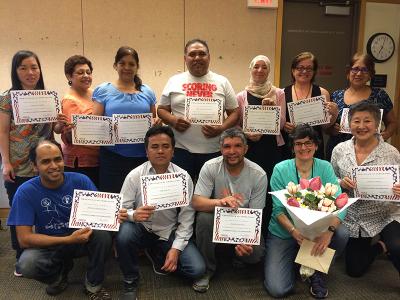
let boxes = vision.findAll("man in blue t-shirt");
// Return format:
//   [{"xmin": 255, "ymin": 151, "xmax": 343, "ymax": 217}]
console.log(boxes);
[{"xmin": 7, "ymin": 140, "xmax": 112, "ymax": 300}]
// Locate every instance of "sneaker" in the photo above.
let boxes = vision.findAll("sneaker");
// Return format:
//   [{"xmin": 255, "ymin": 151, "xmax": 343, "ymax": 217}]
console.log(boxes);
[
  {"xmin": 308, "ymin": 272, "xmax": 328, "ymax": 299},
  {"xmin": 119, "ymin": 280, "xmax": 138, "ymax": 300},
  {"xmin": 13, "ymin": 269, "xmax": 23, "ymax": 277},
  {"xmin": 144, "ymin": 248, "xmax": 168, "ymax": 275},
  {"xmin": 45, "ymin": 259, "xmax": 73, "ymax": 296},
  {"xmin": 85, "ymin": 287, "xmax": 112, "ymax": 300},
  {"xmin": 192, "ymin": 274, "xmax": 210, "ymax": 293}
]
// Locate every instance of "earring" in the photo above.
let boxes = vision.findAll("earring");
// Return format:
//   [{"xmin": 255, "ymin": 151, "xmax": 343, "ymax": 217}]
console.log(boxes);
[{"xmin": 68, "ymin": 80, "xmax": 72, "ymax": 86}]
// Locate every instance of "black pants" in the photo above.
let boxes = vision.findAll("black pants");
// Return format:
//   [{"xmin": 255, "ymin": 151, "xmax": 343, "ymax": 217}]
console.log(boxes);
[{"xmin": 345, "ymin": 221, "xmax": 400, "ymax": 277}]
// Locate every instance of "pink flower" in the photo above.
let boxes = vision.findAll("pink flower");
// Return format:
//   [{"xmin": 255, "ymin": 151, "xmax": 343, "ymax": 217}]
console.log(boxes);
[
  {"xmin": 300, "ymin": 178, "xmax": 309, "ymax": 189},
  {"xmin": 309, "ymin": 177, "xmax": 322, "ymax": 191},
  {"xmin": 287, "ymin": 197, "xmax": 300, "ymax": 207},
  {"xmin": 335, "ymin": 193, "xmax": 348, "ymax": 209}
]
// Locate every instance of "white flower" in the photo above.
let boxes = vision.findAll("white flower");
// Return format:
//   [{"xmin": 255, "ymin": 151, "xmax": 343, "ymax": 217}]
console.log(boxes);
[
  {"xmin": 287, "ymin": 182, "xmax": 298, "ymax": 195},
  {"xmin": 324, "ymin": 183, "xmax": 338, "ymax": 197}
]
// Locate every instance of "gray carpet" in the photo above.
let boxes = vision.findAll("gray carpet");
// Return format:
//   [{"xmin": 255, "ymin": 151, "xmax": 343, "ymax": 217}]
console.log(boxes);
[{"xmin": 0, "ymin": 223, "xmax": 399, "ymax": 300}]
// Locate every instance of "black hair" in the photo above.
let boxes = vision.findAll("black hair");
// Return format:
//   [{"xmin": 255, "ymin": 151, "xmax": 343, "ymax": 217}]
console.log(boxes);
[
  {"xmin": 348, "ymin": 101, "xmax": 381, "ymax": 125},
  {"xmin": 114, "ymin": 46, "xmax": 142, "ymax": 91},
  {"xmin": 289, "ymin": 124, "xmax": 321, "ymax": 149},
  {"xmin": 184, "ymin": 38, "xmax": 210, "ymax": 54},
  {"xmin": 29, "ymin": 140, "xmax": 62, "ymax": 165},
  {"xmin": 144, "ymin": 125, "xmax": 175, "ymax": 149},
  {"xmin": 11, "ymin": 50, "xmax": 44, "ymax": 90},
  {"xmin": 64, "ymin": 55, "xmax": 93, "ymax": 77}
]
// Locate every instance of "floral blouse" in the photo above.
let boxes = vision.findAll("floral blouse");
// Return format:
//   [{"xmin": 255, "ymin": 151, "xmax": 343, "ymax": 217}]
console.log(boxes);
[{"xmin": 331, "ymin": 136, "xmax": 400, "ymax": 238}]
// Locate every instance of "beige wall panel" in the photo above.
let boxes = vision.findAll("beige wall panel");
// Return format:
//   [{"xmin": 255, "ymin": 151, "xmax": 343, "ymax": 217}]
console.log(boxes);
[
  {"xmin": 185, "ymin": 1, "xmax": 277, "ymax": 93},
  {"xmin": 0, "ymin": 0, "xmax": 83, "ymax": 96},
  {"xmin": 82, "ymin": 0, "xmax": 184, "ymax": 98}
]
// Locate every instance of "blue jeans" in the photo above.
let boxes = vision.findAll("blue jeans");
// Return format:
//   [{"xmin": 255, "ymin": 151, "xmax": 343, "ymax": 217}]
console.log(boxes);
[
  {"xmin": 116, "ymin": 222, "xmax": 205, "ymax": 283},
  {"xmin": 17, "ymin": 230, "xmax": 112, "ymax": 292},
  {"xmin": 264, "ymin": 225, "xmax": 349, "ymax": 298}
]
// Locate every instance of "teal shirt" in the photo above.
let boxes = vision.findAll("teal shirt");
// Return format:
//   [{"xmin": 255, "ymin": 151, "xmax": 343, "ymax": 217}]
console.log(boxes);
[{"xmin": 268, "ymin": 158, "xmax": 346, "ymax": 239}]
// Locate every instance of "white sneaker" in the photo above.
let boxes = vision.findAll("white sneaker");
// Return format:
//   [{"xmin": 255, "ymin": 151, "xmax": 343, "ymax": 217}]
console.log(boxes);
[{"xmin": 192, "ymin": 274, "xmax": 210, "ymax": 293}]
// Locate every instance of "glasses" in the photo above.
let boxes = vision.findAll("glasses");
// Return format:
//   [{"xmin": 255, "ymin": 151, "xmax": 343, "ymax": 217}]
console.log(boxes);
[
  {"xmin": 350, "ymin": 67, "xmax": 369, "ymax": 74},
  {"xmin": 294, "ymin": 141, "xmax": 314, "ymax": 148},
  {"xmin": 295, "ymin": 66, "xmax": 314, "ymax": 73}
]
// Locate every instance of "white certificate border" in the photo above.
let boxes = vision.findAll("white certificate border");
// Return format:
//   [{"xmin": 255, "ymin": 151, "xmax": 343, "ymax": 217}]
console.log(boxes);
[
  {"xmin": 72, "ymin": 114, "xmax": 114, "ymax": 145},
  {"xmin": 69, "ymin": 189, "xmax": 122, "ymax": 231},
  {"xmin": 184, "ymin": 97, "xmax": 223, "ymax": 125},
  {"xmin": 213, "ymin": 207, "xmax": 262, "ymax": 245},
  {"xmin": 113, "ymin": 113, "xmax": 152, "ymax": 144},
  {"xmin": 243, "ymin": 105, "xmax": 281, "ymax": 135},
  {"xmin": 352, "ymin": 165, "xmax": 400, "ymax": 201},
  {"xmin": 141, "ymin": 172, "xmax": 189, "ymax": 210},
  {"xmin": 11, "ymin": 90, "xmax": 61, "ymax": 124},
  {"xmin": 287, "ymin": 95, "xmax": 329, "ymax": 126}
]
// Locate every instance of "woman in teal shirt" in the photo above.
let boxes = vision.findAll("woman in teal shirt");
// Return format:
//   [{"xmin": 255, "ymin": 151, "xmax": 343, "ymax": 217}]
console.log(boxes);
[{"xmin": 264, "ymin": 124, "xmax": 349, "ymax": 299}]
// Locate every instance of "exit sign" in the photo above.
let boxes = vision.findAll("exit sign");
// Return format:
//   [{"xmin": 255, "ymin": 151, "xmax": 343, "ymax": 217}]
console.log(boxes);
[{"xmin": 247, "ymin": 0, "xmax": 278, "ymax": 8}]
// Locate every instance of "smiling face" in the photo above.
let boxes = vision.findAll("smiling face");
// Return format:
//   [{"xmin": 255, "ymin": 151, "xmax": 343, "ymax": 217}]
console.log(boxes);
[
  {"xmin": 348, "ymin": 58, "xmax": 371, "ymax": 88},
  {"xmin": 350, "ymin": 111, "xmax": 378, "ymax": 142},
  {"xmin": 146, "ymin": 133, "xmax": 174, "ymax": 172},
  {"xmin": 68, "ymin": 63, "xmax": 92, "ymax": 92},
  {"xmin": 34, "ymin": 143, "xmax": 65, "ymax": 189},
  {"xmin": 184, "ymin": 42, "xmax": 210, "ymax": 77},
  {"xmin": 220, "ymin": 137, "xmax": 248, "ymax": 168},
  {"xmin": 17, "ymin": 56, "xmax": 41, "ymax": 90},
  {"xmin": 292, "ymin": 58, "xmax": 314, "ymax": 85},
  {"xmin": 114, "ymin": 54, "xmax": 138, "ymax": 82},
  {"xmin": 293, "ymin": 137, "xmax": 317, "ymax": 162},
  {"xmin": 251, "ymin": 60, "xmax": 269, "ymax": 84}
]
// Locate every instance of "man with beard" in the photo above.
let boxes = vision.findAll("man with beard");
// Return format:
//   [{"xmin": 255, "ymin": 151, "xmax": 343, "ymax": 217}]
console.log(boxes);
[
  {"xmin": 191, "ymin": 128, "xmax": 267, "ymax": 292},
  {"xmin": 157, "ymin": 38, "xmax": 239, "ymax": 181}
]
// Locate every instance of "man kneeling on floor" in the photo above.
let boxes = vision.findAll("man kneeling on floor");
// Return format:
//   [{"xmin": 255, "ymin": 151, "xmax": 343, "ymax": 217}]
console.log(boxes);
[
  {"xmin": 192, "ymin": 127, "xmax": 268, "ymax": 292},
  {"xmin": 7, "ymin": 140, "xmax": 112, "ymax": 299},
  {"xmin": 116, "ymin": 125, "xmax": 206, "ymax": 300}
]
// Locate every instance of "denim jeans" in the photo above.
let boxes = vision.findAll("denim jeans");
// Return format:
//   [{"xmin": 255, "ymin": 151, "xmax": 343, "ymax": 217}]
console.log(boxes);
[
  {"xmin": 116, "ymin": 221, "xmax": 205, "ymax": 283},
  {"xmin": 16, "ymin": 230, "xmax": 112, "ymax": 292},
  {"xmin": 264, "ymin": 225, "xmax": 349, "ymax": 298}
]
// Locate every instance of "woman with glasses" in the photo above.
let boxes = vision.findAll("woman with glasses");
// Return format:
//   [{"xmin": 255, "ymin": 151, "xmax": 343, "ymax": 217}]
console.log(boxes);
[
  {"xmin": 325, "ymin": 53, "xmax": 397, "ymax": 161},
  {"xmin": 283, "ymin": 52, "xmax": 338, "ymax": 160},
  {"xmin": 264, "ymin": 124, "xmax": 349, "ymax": 299},
  {"xmin": 54, "ymin": 55, "xmax": 99, "ymax": 187}
]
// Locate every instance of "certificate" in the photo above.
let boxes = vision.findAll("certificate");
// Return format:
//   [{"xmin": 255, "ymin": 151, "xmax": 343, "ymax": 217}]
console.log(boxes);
[
  {"xmin": 72, "ymin": 114, "xmax": 114, "ymax": 146},
  {"xmin": 69, "ymin": 190, "xmax": 122, "ymax": 231},
  {"xmin": 141, "ymin": 172, "xmax": 190, "ymax": 210},
  {"xmin": 10, "ymin": 90, "xmax": 61, "ymax": 124},
  {"xmin": 185, "ymin": 97, "xmax": 223, "ymax": 125},
  {"xmin": 213, "ymin": 207, "xmax": 263, "ymax": 245},
  {"xmin": 295, "ymin": 240, "xmax": 335, "ymax": 274},
  {"xmin": 243, "ymin": 105, "xmax": 281, "ymax": 135},
  {"xmin": 113, "ymin": 113, "xmax": 152, "ymax": 144},
  {"xmin": 287, "ymin": 95, "xmax": 329, "ymax": 126},
  {"xmin": 352, "ymin": 165, "xmax": 400, "ymax": 202},
  {"xmin": 340, "ymin": 108, "xmax": 383, "ymax": 134}
]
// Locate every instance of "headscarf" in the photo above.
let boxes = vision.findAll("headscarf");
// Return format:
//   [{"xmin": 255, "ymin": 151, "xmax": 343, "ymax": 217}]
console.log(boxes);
[{"xmin": 245, "ymin": 55, "xmax": 277, "ymax": 104}]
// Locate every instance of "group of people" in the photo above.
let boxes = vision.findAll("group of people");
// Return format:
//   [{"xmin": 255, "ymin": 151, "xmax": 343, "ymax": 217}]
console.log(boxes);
[{"xmin": 1, "ymin": 38, "xmax": 400, "ymax": 300}]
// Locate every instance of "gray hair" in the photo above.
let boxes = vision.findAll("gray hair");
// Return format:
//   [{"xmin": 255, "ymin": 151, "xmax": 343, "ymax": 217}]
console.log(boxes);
[{"xmin": 219, "ymin": 128, "xmax": 247, "ymax": 146}]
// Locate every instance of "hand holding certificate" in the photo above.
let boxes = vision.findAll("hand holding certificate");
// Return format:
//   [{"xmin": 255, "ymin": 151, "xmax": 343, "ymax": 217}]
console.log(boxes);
[
  {"xmin": 287, "ymin": 95, "xmax": 329, "ymax": 126},
  {"xmin": 113, "ymin": 113, "xmax": 152, "ymax": 144},
  {"xmin": 11, "ymin": 90, "xmax": 61, "ymax": 124},
  {"xmin": 352, "ymin": 165, "xmax": 400, "ymax": 201},
  {"xmin": 185, "ymin": 97, "xmax": 223, "ymax": 125},
  {"xmin": 213, "ymin": 207, "xmax": 263, "ymax": 245},
  {"xmin": 69, "ymin": 190, "xmax": 123, "ymax": 231},
  {"xmin": 72, "ymin": 114, "xmax": 114, "ymax": 145},
  {"xmin": 141, "ymin": 172, "xmax": 189, "ymax": 210},
  {"xmin": 243, "ymin": 105, "xmax": 281, "ymax": 135}
]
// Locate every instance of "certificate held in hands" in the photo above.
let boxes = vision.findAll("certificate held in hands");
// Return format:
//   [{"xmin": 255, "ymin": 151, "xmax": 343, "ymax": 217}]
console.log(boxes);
[
  {"xmin": 11, "ymin": 90, "xmax": 61, "ymax": 124},
  {"xmin": 213, "ymin": 207, "xmax": 263, "ymax": 245},
  {"xmin": 140, "ymin": 172, "xmax": 190, "ymax": 210},
  {"xmin": 243, "ymin": 105, "xmax": 281, "ymax": 135},
  {"xmin": 72, "ymin": 114, "xmax": 114, "ymax": 146},
  {"xmin": 287, "ymin": 95, "xmax": 329, "ymax": 126},
  {"xmin": 113, "ymin": 113, "xmax": 152, "ymax": 144},
  {"xmin": 69, "ymin": 190, "xmax": 123, "ymax": 232},
  {"xmin": 185, "ymin": 97, "xmax": 223, "ymax": 125}
]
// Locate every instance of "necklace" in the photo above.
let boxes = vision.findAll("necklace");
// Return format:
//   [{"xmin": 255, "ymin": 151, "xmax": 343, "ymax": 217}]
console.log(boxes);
[{"xmin": 294, "ymin": 84, "xmax": 312, "ymax": 100}]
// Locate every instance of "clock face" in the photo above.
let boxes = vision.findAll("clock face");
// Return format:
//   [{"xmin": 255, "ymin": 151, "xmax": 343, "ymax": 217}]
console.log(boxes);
[{"xmin": 367, "ymin": 33, "xmax": 395, "ymax": 63}]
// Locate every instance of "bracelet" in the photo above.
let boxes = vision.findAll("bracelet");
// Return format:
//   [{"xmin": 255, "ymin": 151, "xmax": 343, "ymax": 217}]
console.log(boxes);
[
  {"xmin": 127, "ymin": 209, "xmax": 136, "ymax": 222},
  {"xmin": 289, "ymin": 226, "xmax": 296, "ymax": 234}
]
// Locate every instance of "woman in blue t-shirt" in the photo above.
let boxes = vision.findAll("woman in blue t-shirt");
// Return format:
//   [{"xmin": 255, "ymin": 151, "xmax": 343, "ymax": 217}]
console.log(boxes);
[{"xmin": 93, "ymin": 46, "xmax": 157, "ymax": 193}]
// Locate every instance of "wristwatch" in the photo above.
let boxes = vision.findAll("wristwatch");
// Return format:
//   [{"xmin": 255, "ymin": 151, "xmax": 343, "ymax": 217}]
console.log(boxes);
[{"xmin": 328, "ymin": 226, "xmax": 336, "ymax": 233}]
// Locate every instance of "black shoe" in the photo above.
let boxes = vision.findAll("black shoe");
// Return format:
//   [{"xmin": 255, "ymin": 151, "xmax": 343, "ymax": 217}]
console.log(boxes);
[
  {"xmin": 308, "ymin": 271, "xmax": 328, "ymax": 299},
  {"xmin": 144, "ymin": 248, "xmax": 168, "ymax": 275},
  {"xmin": 45, "ymin": 259, "xmax": 73, "ymax": 296},
  {"xmin": 119, "ymin": 280, "xmax": 138, "ymax": 300},
  {"xmin": 85, "ymin": 287, "xmax": 112, "ymax": 300}
]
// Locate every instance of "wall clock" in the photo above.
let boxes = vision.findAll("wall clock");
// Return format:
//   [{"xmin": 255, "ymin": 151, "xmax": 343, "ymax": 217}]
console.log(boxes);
[{"xmin": 366, "ymin": 32, "xmax": 395, "ymax": 63}]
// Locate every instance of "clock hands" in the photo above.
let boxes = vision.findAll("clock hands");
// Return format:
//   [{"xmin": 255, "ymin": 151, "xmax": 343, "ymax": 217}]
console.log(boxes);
[{"xmin": 378, "ymin": 37, "xmax": 387, "ymax": 54}]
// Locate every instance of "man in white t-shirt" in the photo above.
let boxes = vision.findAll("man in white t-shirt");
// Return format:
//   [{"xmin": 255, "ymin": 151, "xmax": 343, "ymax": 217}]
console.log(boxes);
[{"xmin": 158, "ymin": 38, "xmax": 239, "ymax": 180}]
